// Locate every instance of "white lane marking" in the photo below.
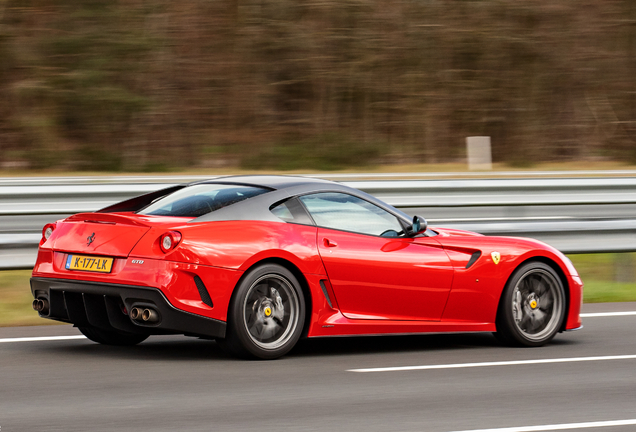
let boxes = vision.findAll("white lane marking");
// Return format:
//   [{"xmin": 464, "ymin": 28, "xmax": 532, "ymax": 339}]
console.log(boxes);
[
  {"xmin": 348, "ymin": 354, "xmax": 636, "ymax": 373},
  {"xmin": 0, "ymin": 335, "xmax": 86, "ymax": 343},
  {"xmin": 581, "ymin": 311, "xmax": 636, "ymax": 318},
  {"xmin": 448, "ymin": 418, "xmax": 636, "ymax": 432}
]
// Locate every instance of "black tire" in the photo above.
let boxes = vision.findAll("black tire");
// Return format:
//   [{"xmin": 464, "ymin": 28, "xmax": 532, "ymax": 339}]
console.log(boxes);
[
  {"xmin": 495, "ymin": 261, "xmax": 566, "ymax": 347},
  {"xmin": 79, "ymin": 326, "xmax": 148, "ymax": 346},
  {"xmin": 222, "ymin": 263, "xmax": 305, "ymax": 360},
  {"xmin": 491, "ymin": 330, "xmax": 514, "ymax": 345}
]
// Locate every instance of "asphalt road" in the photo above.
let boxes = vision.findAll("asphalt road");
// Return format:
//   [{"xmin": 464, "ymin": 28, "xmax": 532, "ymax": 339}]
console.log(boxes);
[{"xmin": 1, "ymin": 303, "xmax": 636, "ymax": 432}]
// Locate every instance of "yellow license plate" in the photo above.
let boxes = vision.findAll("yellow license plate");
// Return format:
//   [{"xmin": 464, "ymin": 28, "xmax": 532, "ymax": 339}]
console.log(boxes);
[{"xmin": 65, "ymin": 255, "xmax": 114, "ymax": 273}]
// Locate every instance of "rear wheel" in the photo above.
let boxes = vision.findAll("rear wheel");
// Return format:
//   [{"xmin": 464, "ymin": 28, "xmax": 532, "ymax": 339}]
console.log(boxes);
[
  {"xmin": 79, "ymin": 326, "xmax": 148, "ymax": 346},
  {"xmin": 495, "ymin": 262, "xmax": 566, "ymax": 347},
  {"xmin": 221, "ymin": 264, "xmax": 305, "ymax": 360}
]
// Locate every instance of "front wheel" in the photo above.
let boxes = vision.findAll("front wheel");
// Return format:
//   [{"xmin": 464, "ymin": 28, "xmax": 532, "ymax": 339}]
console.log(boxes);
[
  {"xmin": 221, "ymin": 264, "xmax": 305, "ymax": 359},
  {"xmin": 495, "ymin": 262, "xmax": 566, "ymax": 347}
]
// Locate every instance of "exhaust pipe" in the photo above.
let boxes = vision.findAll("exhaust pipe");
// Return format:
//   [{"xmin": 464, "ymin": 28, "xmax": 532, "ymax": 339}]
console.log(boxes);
[
  {"xmin": 130, "ymin": 307, "xmax": 142, "ymax": 321},
  {"xmin": 142, "ymin": 308, "xmax": 159, "ymax": 323},
  {"xmin": 32, "ymin": 298, "xmax": 49, "ymax": 314},
  {"xmin": 130, "ymin": 306, "xmax": 159, "ymax": 323}
]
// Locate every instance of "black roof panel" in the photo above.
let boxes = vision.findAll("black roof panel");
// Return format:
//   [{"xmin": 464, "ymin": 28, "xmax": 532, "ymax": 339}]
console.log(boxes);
[
  {"xmin": 191, "ymin": 175, "xmax": 413, "ymax": 225},
  {"xmin": 197, "ymin": 175, "xmax": 333, "ymax": 190}
]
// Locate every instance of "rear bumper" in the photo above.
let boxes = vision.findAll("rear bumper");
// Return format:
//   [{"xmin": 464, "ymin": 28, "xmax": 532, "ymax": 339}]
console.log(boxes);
[{"xmin": 30, "ymin": 277, "xmax": 226, "ymax": 339}]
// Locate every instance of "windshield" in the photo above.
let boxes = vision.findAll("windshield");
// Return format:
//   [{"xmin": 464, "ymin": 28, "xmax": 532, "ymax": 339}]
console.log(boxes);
[{"xmin": 138, "ymin": 184, "xmax": 270, "ymax": 217}]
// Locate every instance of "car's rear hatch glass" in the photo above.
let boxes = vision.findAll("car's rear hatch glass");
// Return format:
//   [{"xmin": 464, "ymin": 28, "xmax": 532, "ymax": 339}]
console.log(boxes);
[{"xmin": 137, "ymin": 184, "xmax": 270, "ymax": 217}]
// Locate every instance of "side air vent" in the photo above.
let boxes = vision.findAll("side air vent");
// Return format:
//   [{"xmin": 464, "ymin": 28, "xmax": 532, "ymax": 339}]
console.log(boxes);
[
  {"xmin": 319, "ymin": 280, "xmax": 333, "ymax": 308},
  {"xmin": 466, "ymin": 251, "xmax": 482, "ymax": 269},
  {"xmin": 193, "ymin": 276, "xmax": 213, "ymax": 308}
]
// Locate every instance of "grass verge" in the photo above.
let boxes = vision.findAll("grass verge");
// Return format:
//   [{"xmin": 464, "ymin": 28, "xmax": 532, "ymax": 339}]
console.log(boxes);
[
  {"xmin": 568, "ymin": 253, "xmax": 636, "ymax": 302},
  {"xmin": 2, "ymin": 253, "xmax": 635, "ymax": 327},
  {"xmin": 0, "ymin": 270, "xmax": 61, "ymax": 326}
]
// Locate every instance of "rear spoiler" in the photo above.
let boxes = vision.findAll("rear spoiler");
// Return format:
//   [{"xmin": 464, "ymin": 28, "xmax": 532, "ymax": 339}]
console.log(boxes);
[{"xmin": 65, "ymin": 212, "xmax": 150, "ymax": 227}]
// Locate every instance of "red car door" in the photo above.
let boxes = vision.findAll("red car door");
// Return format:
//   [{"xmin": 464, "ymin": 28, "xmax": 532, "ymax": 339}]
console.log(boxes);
[
  {"xmin": 317, "ymin": 228, "xmax": 453, "ymax": 321},
  {"xmin": 299, "ymin": 192, "xmax": 454, "ymax": 321}
]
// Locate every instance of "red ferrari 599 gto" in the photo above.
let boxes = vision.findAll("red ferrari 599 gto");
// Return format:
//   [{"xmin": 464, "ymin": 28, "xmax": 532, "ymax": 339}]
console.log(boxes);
[{"xmin": 31, "ymin": 176, "xmax": 583, "ymax": 359}]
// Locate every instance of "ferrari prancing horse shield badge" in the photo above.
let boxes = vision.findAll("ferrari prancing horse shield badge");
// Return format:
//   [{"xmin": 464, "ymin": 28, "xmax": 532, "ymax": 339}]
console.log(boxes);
[{"xmin": 491, "ymin": 251, "xmax": 501, "ymax": 265}]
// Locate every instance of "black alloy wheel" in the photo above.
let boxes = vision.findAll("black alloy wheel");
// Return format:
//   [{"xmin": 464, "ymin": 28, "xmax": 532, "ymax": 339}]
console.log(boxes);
[
  {"xmin": 495, "ymin": 261, "xmax": 566, "ymax": 347},
  {"xmin": 220, "ymin": 263, "xmax": 305, "ymax": 360}
]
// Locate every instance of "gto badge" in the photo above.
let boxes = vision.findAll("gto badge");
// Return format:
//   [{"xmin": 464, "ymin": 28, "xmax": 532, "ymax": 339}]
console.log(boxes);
[
  {"xmin": 491, "ymin": 251, "xmax": 501, "ymax": 265},
  {"xmin": 86, "ymin": 232, "xmax": 95, "ymax": 246}
]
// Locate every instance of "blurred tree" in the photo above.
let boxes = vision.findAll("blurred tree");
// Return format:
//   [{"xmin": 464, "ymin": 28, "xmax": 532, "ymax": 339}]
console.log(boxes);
[{"xmin": 0, "ymin": 0, "xmax": 635, "ymax": 171}]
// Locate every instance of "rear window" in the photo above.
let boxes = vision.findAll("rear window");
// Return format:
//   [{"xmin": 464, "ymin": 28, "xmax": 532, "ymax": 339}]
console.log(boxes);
[{"xmin": 138, "ymin": 184, "xmax": 269, "ymax": 217}]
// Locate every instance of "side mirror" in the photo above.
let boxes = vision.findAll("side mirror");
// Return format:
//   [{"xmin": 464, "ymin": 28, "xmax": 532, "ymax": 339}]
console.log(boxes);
[{"xmin": 407, "ymin": 215, "xmax": 427, "ymax": 236}]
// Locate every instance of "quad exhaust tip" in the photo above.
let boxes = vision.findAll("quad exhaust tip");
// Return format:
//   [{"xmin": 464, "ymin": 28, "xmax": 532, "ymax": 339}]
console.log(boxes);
[
  {"xmin": 32, "ymin": 298, "xmax": 49, "ymax": 314},
  {"xmin": 130, "ymin": 306, "xmax": 159, "ymax": 323},
  {"xmin": 130, "ymin": 307, "xmax": 142, "ymax": 320},
  {"xmin": 141, "ymin": 308, "xmax": 158, "ymax": 323}
]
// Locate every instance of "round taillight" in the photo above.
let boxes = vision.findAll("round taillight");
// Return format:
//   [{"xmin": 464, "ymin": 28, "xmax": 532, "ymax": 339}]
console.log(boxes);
[
  {"xmin": 159, "ymin": 231, "xmax": 182, "ymax": 253},
  {"xmin": 162, "ymin": 235, "xmax": 172, "ymax": 250},
  {"xmin": 42, "ymin": 223, "xmax": 57, "ymax": 243}
]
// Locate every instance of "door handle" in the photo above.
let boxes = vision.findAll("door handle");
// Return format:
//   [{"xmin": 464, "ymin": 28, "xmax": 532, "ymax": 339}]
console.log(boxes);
[{"xmin": 323, "ymin": 238, "xmax": 338, "ymax": 248}]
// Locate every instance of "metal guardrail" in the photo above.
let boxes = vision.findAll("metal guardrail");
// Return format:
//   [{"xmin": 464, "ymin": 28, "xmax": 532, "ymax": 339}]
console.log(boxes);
[{"xmin": 2, "ymin": 173, "xmax": 636, "ymax": 269}]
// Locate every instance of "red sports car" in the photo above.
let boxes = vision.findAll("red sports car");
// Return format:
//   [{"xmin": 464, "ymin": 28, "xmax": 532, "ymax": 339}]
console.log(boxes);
[{"xmin": 31, "ymin": 176, "xmax": 583, "ymax": 359}]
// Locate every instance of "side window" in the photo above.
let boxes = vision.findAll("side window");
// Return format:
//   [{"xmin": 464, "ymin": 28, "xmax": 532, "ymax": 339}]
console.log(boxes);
[
  {"xmin": 298, "ymin": 192, "xmax": 403, "ymax": 236},
  {"xmin": 271, "ymin": 202, "xmax": 294, "ymax": 221},
  {"xmin": 270, "ymin": 198, "xmax": 314, "ymax": 225}
]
